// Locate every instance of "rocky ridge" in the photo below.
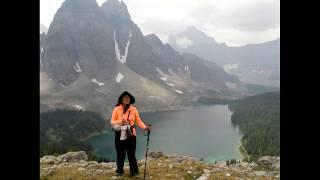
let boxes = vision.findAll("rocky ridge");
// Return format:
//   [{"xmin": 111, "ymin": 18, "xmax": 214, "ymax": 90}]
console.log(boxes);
[{"xmin": 40, "ymin": 151, "xmax": 280, "ymax": 180}]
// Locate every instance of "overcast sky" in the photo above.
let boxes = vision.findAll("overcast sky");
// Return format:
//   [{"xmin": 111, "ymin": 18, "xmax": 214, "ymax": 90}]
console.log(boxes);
[{"xmin": 40, "ymin": 0, "xmax": 280, "ymax": 47}]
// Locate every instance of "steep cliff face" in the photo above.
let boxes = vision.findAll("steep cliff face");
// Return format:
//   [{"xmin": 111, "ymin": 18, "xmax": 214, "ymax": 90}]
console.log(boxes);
[
  {"xmin": 40, "ymin": 151, "xmax": 280, "ymax": 180},
  {"xmin": 40, "ymin": 0, "xmax": 248, "ymax": 117}
]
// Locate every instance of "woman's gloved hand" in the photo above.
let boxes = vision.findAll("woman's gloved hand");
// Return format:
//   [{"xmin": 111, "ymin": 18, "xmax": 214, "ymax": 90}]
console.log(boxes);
[
  {"xmin": 144, "ymin": 125, "xmax": 152, "ymax": 132},
  {"xmin": 121, "ymin": 119, "xmax": 127, "ymax": 125}
]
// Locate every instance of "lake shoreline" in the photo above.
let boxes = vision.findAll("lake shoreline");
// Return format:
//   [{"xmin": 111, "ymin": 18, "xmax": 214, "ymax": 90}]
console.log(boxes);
[
  {"xmin": 87, "ymin": 104, "xmax": 243, "ymax": 162},
  {"xmin": 239, "ymin": 139, "xmax": 251, "ymax": 162},
  {"xmin": 79, "ymin": 129, "xmax": 109, "ymax": 141}
]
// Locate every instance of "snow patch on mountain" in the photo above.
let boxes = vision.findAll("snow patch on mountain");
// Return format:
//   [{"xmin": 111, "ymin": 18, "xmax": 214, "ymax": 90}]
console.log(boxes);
[
  {"xmin": 160, "ymin": 77, "xmax": 167, "ymax": 81},
  {"xmin": 184, "ymin": 64, "xmax": 191, "ymax": 74},
  {"xmin": 166, "ymin": 82, "xmax": 175, "ymax": 87},
  {"xmin": 73, "ymin": 105, "xmax": 83, "ymax": 110},
  {"xmin": 116, "ymin": 72, "xmax": 124, "ymax": 83},
  {"xmin": 175, "ymin": 89, "xmax": 184, "ymax": 94},
  {"xmin": 114, "ymin": 31, "xmax": 132, "ymax": 64},
  {"xmin": 91, "ymin": 79, "xmax": 104, "ymax": 86},
  {"xmin": 73, "ymin": 62, "xmax": 82, "ymax": 73},
  {"xmin": 156, "ymin": 67, "xmax": 188, "ymax": 88}
]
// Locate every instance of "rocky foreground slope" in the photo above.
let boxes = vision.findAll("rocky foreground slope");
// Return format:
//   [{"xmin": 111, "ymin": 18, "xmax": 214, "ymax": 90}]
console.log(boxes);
[{"xmin": 40, "ymin": 151, "xmax": 280, "ymax": 180}]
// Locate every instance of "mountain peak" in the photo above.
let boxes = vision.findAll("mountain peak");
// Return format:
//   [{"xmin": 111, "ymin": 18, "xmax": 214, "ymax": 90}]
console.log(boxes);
[
  {"xmin": 169, "ymin": 27, "xmax": 219, "ymax": 49},
  {"xmin": 145, "ymin": 33, "xmax": 163, "ymax": 45},
  {"xmin": 184, "ymin": 26, "xmax": 210, "ymax": 38},
  {"xmin": 61, "ymin": 0, "xmax": 100, "ymax": 10},
  {"xmin": 185, "ymin": 26, "xmax": 201, "ymax": 33},
  {"xmin": 103, "ymin": 0, "xmax": 126, "ymax": 7},
  {"xmin": 101, "ymin": 0, "xmax": 131, "ymax": 22}
]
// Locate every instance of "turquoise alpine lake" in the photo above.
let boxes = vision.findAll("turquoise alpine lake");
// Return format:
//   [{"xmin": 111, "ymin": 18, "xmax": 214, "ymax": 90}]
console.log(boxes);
[{"xmin": 86, "ymin": 105, "xmax": 243, "ymax": 162}]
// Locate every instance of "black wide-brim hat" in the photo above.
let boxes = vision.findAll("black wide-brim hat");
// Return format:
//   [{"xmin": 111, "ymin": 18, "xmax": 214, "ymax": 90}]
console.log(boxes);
[{"xmin": 117, "ymin": 91, "xmax": 135, "ymax": 104}]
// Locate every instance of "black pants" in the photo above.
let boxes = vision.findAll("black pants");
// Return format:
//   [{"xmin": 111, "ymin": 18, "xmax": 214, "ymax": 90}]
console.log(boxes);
[{"xmin": 115, "ymin": 132, "xmax": 139, "ymax": 174}]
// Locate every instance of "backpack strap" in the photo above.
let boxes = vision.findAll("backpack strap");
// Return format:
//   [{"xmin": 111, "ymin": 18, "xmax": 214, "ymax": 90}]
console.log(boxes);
[
  {"xmin": 127, "ymin": 111, "xmax": 131, "ymax": 121},
  {"xmin": 126, "ymin": 111, "xmax": 136, "ymax": 133}
]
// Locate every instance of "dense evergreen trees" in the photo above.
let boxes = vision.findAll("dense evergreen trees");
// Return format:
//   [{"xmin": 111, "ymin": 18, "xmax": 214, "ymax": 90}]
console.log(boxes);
[
  {"xmin": 40, "ymin": 109, "xmax": 110, "ymax": 162},
  {"xmin": 229, "ymin": 92, "xmax": 280, "ymax": 161}
]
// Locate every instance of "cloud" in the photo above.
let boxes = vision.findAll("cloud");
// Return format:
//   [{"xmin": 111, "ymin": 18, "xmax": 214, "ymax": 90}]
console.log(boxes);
[
  {"xmin": 40, "ymin": 0, "xmax": 280, "ymax": 46},
  {"xmin": 40, "ymin": 24, "xmax": 48, "ymax": 34},
  {"xmin": 188, "ymin": 0, "xmax": 280, "ymax": 32},
  {"xmin": 175, "ymin": 37, "xmax": 193, "ymax": 48},
  {"xmin": 135, "ymin": 17, "xmax": 192, "ymax": 42},
  {"xmin": 125, "ymin": 0, "xmax": 280, "ymax": 46},
  {"xmin": 200, "ymin": 24, "xmax": 280, "ymax": 46},
  {"xmin": 224, "ymin": 64, "xmax": 239, "ymax": 73}
]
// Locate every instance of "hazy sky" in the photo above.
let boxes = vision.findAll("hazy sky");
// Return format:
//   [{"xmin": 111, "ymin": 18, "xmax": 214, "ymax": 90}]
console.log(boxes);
[{"xmin": 40, "ymin": 0, "xmax": 280, "ymax": 47}]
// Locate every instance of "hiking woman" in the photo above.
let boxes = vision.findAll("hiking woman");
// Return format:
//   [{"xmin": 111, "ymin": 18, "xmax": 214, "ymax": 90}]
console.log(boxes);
[{"xmin": 110, "ymin": 91, "xmax": 151, "ymax": 176}]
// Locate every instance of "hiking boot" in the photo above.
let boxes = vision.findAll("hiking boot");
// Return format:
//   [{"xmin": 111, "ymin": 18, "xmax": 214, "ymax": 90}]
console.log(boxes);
[
  {"xmin": 116, "ymin": 172, "xmax": 124, "ymax": 177},
  {"xmin": 130, "ymin": 171, "xmax": 139, "ymax": 177},
  {"xmin": 116, "ymin": 169, "xmax": 124, "ymax": 176}
]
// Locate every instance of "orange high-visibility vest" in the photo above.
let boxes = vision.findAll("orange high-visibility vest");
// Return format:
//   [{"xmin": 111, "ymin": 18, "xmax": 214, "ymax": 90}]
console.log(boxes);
[{"xmin": 111, "ymin": 104, "xmax": 146, "ymax": 136}]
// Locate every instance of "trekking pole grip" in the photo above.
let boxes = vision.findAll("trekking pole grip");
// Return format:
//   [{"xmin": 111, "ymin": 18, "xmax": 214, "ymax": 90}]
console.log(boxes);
[{"xmin": 144, "ymin": 124, "xmax": 152, "ymax": 136}]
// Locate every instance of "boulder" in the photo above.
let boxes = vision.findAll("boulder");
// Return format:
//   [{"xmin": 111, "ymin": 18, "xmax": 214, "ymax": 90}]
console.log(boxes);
[
  {"xmin": 257, "ymin": 156, "xmax": 280, "ymax": 169},
  {"xmin": 56, "ymin": 151, "xmax": 88, "ymax": 163},
  {"xmin": 248, "ymin": 162, "xmax": 258, "ymax": 168},
  {"xmin": 77, "ymin": 167, "xmax": 86, "ymax": 172},
  {"xmin": 169, "ymin": 164, "xmax": 173, "ymax": 169},
  {"xmin": 272, "ymin": 161, "xmax": 280, "ymax": 170},
  {"xmin": 203, "ymin": 169, "xmax": 211, "ymax": 173},
  {"xmin": 216, "ymin": 161, "xmax": 227, "ymax": 168},
  {"xmin": 251, "ymin": 170, "xmax": 267, "ymax": 176},
  {"xmin": 95, "ymin": 169, "xmax": 104, "ymax": 174},
  {"xmin": 77, "ymin": 161, "xmax": 89, "ymax": 167},
  {"xmin": 40, "ymin": 155, "xmax": 57, "ymax": 164},
  {"xmin": 148, "ymin": 151, "xmax": 164, "ymax": 158}
]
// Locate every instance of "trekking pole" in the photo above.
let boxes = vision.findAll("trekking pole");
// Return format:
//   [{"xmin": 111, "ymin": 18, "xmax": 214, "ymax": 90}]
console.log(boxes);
[{"xmin": 143, "ymin": 125, "xmax": 151, "ymax": 180}]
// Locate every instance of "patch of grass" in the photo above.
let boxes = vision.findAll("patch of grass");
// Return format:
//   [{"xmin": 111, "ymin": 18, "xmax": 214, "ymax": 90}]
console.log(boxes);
[{"xmin": 41, "ymin": 158, "xmax": 207, "ymax": 180}]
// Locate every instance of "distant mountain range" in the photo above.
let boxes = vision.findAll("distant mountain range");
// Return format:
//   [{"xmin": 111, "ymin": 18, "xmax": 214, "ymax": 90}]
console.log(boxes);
[
  {"xmin": 169, "ymin": 27, "xmax": 280, "ymax": 87},
  {"xmin": 40, "ymin": 0, "xmax": 276, "ymax": 117}
]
